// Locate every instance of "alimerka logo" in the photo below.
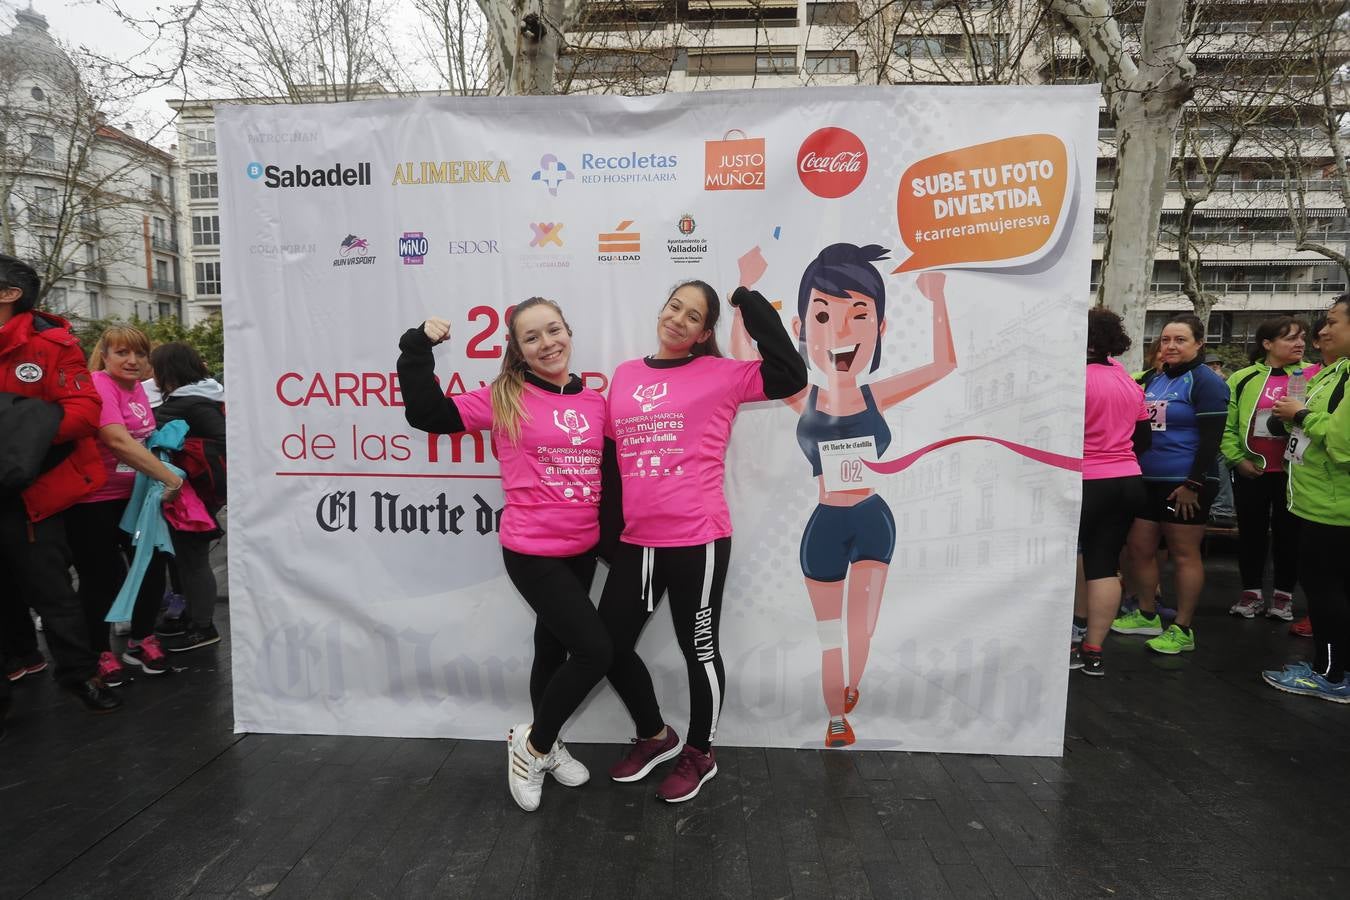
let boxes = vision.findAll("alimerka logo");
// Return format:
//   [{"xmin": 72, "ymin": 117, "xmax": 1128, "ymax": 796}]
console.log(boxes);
[
  {"xmin": 797, "ymin": 127, "xmax": 867, "ymax": 198},
  {"xmin": 392, "ymin": 160, "xmax": 509, "ymax": 185}
]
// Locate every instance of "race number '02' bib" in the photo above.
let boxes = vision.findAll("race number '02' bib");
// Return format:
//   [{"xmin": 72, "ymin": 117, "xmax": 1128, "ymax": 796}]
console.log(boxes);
[
  {"xmin": 1284, "ymin": 427, "xmax": 1307, "ymax": 466},
  {"xmin": 1146, "ymin": 399, "xmax": 1169, "ymax": 431},
  {"xmin": 819, "ymin": 436, "xmax": 880, "ymax": 493},
  {"xmin": 1252, "ymin": 409, "xmax": 1278, "ymax": 439}
]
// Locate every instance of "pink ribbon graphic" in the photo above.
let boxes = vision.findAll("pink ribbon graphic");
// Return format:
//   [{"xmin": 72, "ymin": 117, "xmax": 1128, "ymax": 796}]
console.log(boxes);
[{"xmin": 864, "ymin": 435, "xmax": 1083, "ymax": 475}]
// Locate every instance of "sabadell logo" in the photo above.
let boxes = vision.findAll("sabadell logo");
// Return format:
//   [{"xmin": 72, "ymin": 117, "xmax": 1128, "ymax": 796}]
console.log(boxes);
[
  {"xmin": 796, "ymin": 128, "xmax": 867, "ymax": 199},
  {"xmin": 247, "ymin": 161, "xmax": 372, "ymax": 188}
]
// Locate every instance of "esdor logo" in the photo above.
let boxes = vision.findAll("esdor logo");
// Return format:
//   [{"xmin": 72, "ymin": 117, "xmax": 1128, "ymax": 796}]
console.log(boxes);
[{"xmin": 797, "ymin": 127, "xmax": 867, "ymax": 199}]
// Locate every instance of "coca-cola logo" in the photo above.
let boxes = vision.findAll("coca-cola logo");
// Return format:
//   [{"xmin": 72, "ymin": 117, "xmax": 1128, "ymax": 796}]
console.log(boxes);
[{"xmin": 797, "ymin": 127, "xmax": 868, "ymax": 199}]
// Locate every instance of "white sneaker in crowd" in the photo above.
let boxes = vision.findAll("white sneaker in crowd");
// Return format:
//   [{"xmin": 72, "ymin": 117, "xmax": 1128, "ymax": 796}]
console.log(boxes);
[
  {"xmin": 506, "ymin": 723, "xmax": 551, "ymax": 812},
  {"xmin": 548, "ymin": 739, "xmax": 590, "ymax": 787}
]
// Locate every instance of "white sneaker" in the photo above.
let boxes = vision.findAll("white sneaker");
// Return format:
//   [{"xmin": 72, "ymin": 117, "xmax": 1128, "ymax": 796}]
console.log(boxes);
[
  {"xmin": 548, "ymin": 739, "xmax": 590, "ymax": 787},
  {"xmin": 507, "ymin": 723, "xmax": 551, "ymax": 812}
]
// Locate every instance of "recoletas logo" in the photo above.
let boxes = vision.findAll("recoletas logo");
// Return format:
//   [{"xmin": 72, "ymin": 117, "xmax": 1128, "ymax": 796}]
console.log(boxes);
[
  {"xmin": 532, "ymin": 154, "xmax": 575, "ymax": 196},
  {"xmin": 248, "ymin": 161, "xmax": 372, "ymax": 188}
]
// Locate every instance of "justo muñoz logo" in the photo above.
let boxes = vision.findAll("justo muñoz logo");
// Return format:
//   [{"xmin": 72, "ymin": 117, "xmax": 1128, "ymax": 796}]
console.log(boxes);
[{"xmin": 797, "ymin": 127, "xmax": 867, "ymax": 199}]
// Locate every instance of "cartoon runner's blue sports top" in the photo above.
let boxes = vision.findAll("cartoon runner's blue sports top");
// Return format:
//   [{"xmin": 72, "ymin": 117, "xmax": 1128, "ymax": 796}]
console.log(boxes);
[{"xmin": 795, "ymin": 385, "xmax": 893, "ymax": 477}]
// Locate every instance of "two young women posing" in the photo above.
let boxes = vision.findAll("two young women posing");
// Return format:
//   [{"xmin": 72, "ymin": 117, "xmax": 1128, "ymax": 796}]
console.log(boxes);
[{"xmin": 397, "ymin": 281, "xmax": 804, "ymax": 811}]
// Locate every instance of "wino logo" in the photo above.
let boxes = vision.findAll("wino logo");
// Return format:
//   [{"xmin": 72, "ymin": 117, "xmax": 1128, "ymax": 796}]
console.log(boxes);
[
  {"xmin": 529, "ymin": 223, "xmax": 564, "ymax": 248},
  {"xmin": 399, "ymin": 232, "xmax": 429, "ymax": 265},
  {"xmin": 532, "ymin": 154, "xmax": 575, "ymax": 196},
  {"xmin": 598, "ymin": 220, "xmax": 640, "ymax": 262}
]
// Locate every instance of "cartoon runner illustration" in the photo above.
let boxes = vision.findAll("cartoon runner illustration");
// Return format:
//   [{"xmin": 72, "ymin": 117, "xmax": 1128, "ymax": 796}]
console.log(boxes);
[
  {"xmin": 553, "ymin": 408, "xmax": 593, "ymax": 445},
  {"xmin": 732, "ymin": 243, "xmax": 957, "ymax": 748}
]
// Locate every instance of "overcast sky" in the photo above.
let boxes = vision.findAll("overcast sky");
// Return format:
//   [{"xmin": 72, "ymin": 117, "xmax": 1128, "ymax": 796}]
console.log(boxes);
[{"xmin": 9, "ymin": 0, "xmax": 183, "ymax": 147}]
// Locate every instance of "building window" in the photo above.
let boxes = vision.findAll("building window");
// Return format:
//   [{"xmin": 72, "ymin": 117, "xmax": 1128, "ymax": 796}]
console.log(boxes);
[
  {"xmin": 806, "ymin": 2, "xmax": 859, "ymax": 25},
  {"xmin": 156, "ymin": 259, "xmax": 170, "ymax": 282},
  {"xmin": 150, "ymin": 174, "xmax": 164, "ymax": 197},
  {"xmin": 756, "ymin": 52, "xmax": 797, "ymax": 74},
  {"xmin": 29, "ymin": 133, "xmax": 54, "ymax": 161},
  {"xmin": 187, "ymin": 127, "xmax": 216, "ymax": 158},
  {"xmin": 192, "ymin": 215, "xmax": 220, "ymax": 246},
  {"xmin": 690, "ymin": 49, "xmax": 797, "ymax": 77},
  {"xmin": 159, "ymin": 301, "xmax": 173, "ymax": 320},
  {"xmin": 88, "ymin": 291, "xmax": 99, "ymax": 318},
  {"xmin": 971, "ymin": 35, "xmax": 1009, "ymax": 66},
  {"xmin": 1031, "ymin": 487, "xmax": 1045, "ymax": 523},
  {"xmin": 33, "ymin": 186, "xmax": 56, "ymax": 220},
  {"xmin": 189, "ymin": 172, "xmax": 219, "ymax": 199},
  {"xmin": 195, "ymin": 261, "xmax": 221, "ymax": 296},
  {"xmin": 804, "ymin": 51, "xmax": 857, "ymax": 75},
  {"xmin": 892, "ymin": 35, "xmax": 959, "ymax": 59},
  {"xmin": 153, "ymin": 217, "xmax": 167, "ymax": 241}
]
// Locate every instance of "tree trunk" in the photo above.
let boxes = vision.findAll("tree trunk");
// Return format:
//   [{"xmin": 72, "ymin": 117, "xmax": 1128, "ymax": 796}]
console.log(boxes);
[
  {"xmin": 478, "ymin": 0, "xmax": 580, "ymax": 95},
  {"xmin": 1046, "ymin": 0, "xmax": 1194, "ymax": 369}
]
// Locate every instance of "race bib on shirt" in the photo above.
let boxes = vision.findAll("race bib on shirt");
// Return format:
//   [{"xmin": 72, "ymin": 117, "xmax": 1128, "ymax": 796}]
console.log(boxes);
[
  {"xmin": 1284, "ymin": 427, "xmax": 1307, "ymax": 466},
  {"xmin": 1252, "ymin": 409, "xmax": 1278, "ymax": 439},
  {"xmin": 1146, "ymin": 399, "xmax": 1168, "ymax": 431},
  {"xmin": 819, "ymin": 436, "xmax": 880, "ymax": 492}
]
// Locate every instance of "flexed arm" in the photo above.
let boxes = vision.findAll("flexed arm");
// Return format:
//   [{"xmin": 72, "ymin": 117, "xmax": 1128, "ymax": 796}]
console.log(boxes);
[
  {"xmin": 397, "ymin": 318, "xmax": 466, "ymax": 434},
  {"xmin": 729, "ymin": 246, "xmax": 809, "ymax": 410},
  {"xmin": 870, "ymin": 271, "xmax": 957, "ymax": 409}
]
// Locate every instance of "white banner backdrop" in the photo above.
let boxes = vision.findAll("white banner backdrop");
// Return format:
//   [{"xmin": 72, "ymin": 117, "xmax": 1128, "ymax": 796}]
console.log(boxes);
[{"xmin": 219, "ymin": 85, "xmax": 1097, "ymax": 755}]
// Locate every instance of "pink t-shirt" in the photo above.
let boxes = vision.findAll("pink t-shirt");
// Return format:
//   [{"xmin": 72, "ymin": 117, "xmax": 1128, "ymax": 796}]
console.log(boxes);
[
  {"xmin": 1248, "ymin": 370, "xmax": 1293, "ymax": 473},
  {"xmin": 607, "ymin": 355, "xmax": 767, "ymax": 547},
  {"xmin": 454, "ymin": 382, "xmax": 606, "ymax": 557},
  {"xmin": 1083, "ymin": 359, "xmax": 1148, "ymax": 480},
  {"xmin": 83, "ymin": 371, "xmax": 156, "ymax": 503}
]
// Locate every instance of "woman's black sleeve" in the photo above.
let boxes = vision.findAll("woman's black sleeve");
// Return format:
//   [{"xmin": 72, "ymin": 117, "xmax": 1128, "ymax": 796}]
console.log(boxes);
[
  {"xmin": 1131, "ymin": 419, "xmax": 1152, "ymax": 458},
  {"xmin": 597, "ymin": 438, "xmax": 624, "ymax": 566},
  {"xmin": 731, "ymin": 287, "xmax": 807, "ymax": 400},
  {"xmin": 397, "ymin": 326, "xmax": 464, "ymax": 434},
  {"xmin": 1187, "ymin": 415, "xmax": 1225, "ymax": 483}
]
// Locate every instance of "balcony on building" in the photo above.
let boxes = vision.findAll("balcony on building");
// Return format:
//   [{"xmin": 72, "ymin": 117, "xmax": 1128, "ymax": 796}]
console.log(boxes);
[
  {"xmin": 152, "ymin": 277, "xmax": 182, "ymax": 295},
  {"xmin": 152, "ymin": 234, "xmax": 180, "ymax": 254}
]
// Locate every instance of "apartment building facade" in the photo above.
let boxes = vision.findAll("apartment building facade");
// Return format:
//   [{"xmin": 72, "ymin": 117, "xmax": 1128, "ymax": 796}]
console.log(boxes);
[{"xmin": 1, "ymin": 5, "xmax": 183, "ymax": 323}]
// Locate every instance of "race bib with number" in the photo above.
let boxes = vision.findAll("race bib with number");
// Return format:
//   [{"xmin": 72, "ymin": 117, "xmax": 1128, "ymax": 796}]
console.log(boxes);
[
  {"xmin": 1284, "ymin": 428, "xmax": 1307, "ymax": 466},
  {"xmin": 819, "ymin": 436, "xmax": 880, "ymax": 493},
  {"xmin": 1146, "ymin": 399, "xmax": 1169, "ymax": 431},
  {"xmin": 1252, "ymin": 409, "xmax": 1278, "ymax": 439}
]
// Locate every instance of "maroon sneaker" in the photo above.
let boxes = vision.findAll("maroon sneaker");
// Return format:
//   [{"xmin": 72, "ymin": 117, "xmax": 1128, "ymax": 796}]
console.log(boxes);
[
  {"xmin": 609, "ymin": 726, "xmax": 680, "ymax": 783},
  {"xmin": 656, "ymin": 745, "xmax": 718, "ymax": 803}
]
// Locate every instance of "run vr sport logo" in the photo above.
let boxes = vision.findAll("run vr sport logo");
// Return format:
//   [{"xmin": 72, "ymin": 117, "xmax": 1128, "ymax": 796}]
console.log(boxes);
[{"xmin": 246, "ymin": 160, "xmax": 372, "ymax": 188}]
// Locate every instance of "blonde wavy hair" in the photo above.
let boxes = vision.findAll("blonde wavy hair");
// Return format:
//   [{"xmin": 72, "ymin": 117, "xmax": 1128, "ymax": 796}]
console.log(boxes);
[{"xmin": 88, "ymin": 325, "xmax": 151, "ymax": 372}]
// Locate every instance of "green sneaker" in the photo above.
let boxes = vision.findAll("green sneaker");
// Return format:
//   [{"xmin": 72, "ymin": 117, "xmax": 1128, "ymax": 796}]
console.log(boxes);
[
  {"xmin": 1146, "ymin": 624, "xmax": 1196, "ymax": 655},
  {"xmin": 1110, "ymin": 609, "xmax": 1164, "ymax": 636}
]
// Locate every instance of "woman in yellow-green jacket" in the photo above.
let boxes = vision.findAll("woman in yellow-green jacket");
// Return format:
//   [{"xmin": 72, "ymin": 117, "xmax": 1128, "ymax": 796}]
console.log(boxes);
[{"xmin": 1261, "ymin": 294, "xmax": 1350, "ymax": 703}]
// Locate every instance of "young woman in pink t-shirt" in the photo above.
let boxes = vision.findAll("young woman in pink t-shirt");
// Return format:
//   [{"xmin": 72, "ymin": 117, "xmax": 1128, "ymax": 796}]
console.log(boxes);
[
  {"xmin": 64, "ymin": 326, "xmax": 183, "ymax": 687},
  {"xmin": 1071, "ymin": 309, "xmax": 1151, "ymax": 677},
  {"xmin": 599, "ymin": 279, "xmax": 806, "ymax": 803},
  {"xmin": 398, "ymin": 298, "xmax": 608, "ymax": 813}
]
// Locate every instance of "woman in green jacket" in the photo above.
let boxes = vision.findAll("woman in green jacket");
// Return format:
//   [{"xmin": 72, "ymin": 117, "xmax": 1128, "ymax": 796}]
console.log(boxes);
[
  {"xmin": 1220, "ymin": 317, "xmax": 1316, "ymax": 621},
  {"xmin": 1262, "ymin": 294, "xmax": 1350, "ymax": 703}
]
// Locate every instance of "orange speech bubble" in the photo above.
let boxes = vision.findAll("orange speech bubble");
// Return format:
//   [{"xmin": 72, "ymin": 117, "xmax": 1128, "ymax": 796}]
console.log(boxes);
[{"xmin": 894, "ymin": 134, "xmax": 1070, "ymax": 273}]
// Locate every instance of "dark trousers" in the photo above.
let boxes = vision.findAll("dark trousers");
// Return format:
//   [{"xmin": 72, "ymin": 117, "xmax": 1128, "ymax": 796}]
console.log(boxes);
[
  {"xmin": 65, "ymin": 499, "xmax": 166, "ymax": 649},
  {"xmin": 1300, "ymin": 519, "xmax": 1350, "ymax": 682},
  {"xmin": 0, "ymin": 588, "xmax": 39, "ymax": 658},
  {"xmin": 501, "ymin": 547, "xmax": 608, "ymax": 752},
  {"xmin": 599, "ymin": 538, "xmax": 731, "ymax": 753},
  {"xmin": 173, "ymin": 530, "xmax": 219, "ymax": 626},
  {"xmin": 1233, "ymin": 471, "xmax": 1300, "ymax": 593},
  {"xmin": 0, "ymin": 498, "xmax": 96, "ymax": 685}
]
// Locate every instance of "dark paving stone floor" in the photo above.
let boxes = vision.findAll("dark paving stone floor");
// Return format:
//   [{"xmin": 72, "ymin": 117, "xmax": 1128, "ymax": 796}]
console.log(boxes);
[{"xmin": 3, "ymin": 543, "xmax": 1348, "ymax": 899}]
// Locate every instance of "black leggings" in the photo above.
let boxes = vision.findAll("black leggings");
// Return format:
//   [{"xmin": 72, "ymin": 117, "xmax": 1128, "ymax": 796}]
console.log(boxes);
[
  {"xmin": 1233, "ymin": 471, "xmax": 1300, "ymax": 593},
  {"xmin": 1079, "ymin": 476, "xmax": 1144, "ymax": 580},
  {"xmin": 501, "ymin": 547, "xmax": 608, "ymax": 752},
  {"xmin": 1300, "ymin": 519, "xmax": 1350, "ymax": 682},
  {"xmin": 64, "ymin": 499, "xmax": 166, "ymax": 649},
  {"xmin": 599, "ymin": 538, "xmax": 731, "ymax": 753}
]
